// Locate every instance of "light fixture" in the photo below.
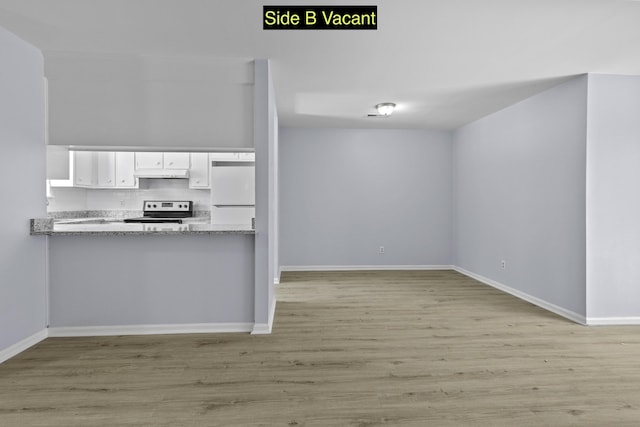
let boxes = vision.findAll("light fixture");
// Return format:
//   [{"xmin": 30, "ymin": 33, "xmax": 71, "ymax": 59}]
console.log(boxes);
[{"xmin": 375, "ymin": 102, "xmax": 396, "ymax": 116}]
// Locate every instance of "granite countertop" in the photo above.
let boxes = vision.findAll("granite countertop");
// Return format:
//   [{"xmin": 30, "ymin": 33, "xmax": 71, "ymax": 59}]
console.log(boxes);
[{"xmin": 30, "ymin": 217, "xmax": 255, "ymax": 236}]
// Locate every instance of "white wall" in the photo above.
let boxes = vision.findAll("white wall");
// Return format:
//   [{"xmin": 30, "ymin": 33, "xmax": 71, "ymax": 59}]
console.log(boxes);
[
  {"xmin": 0, "ymin": 26, "xmax": 47, "ymax": 358},
  {"xmin": 253, "ymin": 59, "xmax": 278, "ymax": 332},
  {"xmin": 453, "ymin": 76, "xmax": 588, "ymax": 318},
  {"xmin": 586, "ymin": 74, "xmax": 640, "ymax": 320},
  {"xmin": 279, "ymin": 128, "xmax": 452, "ymax": 267}
]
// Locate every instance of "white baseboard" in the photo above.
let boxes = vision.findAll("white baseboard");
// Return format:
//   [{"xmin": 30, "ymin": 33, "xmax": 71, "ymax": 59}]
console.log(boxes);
[
  {"xmin": 280, "ymin": 265, "xmax": 454, "ymax": 272},
  {"xmin": 0, "ymin": 329, "xmax": 48, "ymax": 364},
  {"xmin": 252, "ymin": 297, "xmax": 277, "ymax": 335},
  {"xmin": 452, "ymin": 266, "xmax": 587, "ymax": 325},
  {"xmin": 48, "ymin": 322, "xmax": 253, "ymax": 337},
  {"xmin": 586, "ymin": 317, "xmax": 640, "ymax": 326}
]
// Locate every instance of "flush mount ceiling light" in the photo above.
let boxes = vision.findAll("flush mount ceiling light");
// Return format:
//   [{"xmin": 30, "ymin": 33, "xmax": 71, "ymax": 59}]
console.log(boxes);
[{"xmin": 375, "ymin": 102, "xmax": 396, "ymax": 117}]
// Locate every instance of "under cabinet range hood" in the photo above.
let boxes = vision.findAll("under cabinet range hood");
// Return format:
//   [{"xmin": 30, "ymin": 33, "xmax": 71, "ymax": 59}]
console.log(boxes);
[{"xmin": 133, "ymin": 169, "xmax": 189, "ymax": 179}]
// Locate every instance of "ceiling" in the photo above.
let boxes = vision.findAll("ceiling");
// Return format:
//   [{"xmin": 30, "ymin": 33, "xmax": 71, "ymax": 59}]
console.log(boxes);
[{"xmin": 1, "ymin": 0, "xmax": 640, "ymax": 130}]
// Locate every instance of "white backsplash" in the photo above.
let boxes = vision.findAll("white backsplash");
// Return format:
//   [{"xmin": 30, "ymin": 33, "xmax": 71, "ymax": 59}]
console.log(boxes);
[
  {"xmin": 48, "ymin": 179, "xmax": 210, "ymax": 213},
  {"xmin": 47, "ymin": 186, "xmax": 87, "ymax": 212}
]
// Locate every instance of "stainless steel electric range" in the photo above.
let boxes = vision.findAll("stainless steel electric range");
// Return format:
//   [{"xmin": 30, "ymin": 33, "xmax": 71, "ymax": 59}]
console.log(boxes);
[{"xmin": 123, "ymin": 200, "xmax": 194, "ymax": 224}]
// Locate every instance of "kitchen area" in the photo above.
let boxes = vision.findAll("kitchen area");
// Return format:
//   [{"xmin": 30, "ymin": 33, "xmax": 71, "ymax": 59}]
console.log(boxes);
[
  {"xmin": 41, "ymin": 149, "xmax": 256, "ymax": 232},
  {"xmin": 30, "ymin": 148, "xmax": 261, "ymax": 336},
  {"xmin": 14, "ymin": 56, "xmax": 279, "ymax": 350}
]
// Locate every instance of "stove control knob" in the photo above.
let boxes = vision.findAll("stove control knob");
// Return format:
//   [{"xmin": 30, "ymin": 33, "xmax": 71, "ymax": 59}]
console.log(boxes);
[{"xmin": 153, "ymin": 204, "xmax": 157, "ymax": 208}]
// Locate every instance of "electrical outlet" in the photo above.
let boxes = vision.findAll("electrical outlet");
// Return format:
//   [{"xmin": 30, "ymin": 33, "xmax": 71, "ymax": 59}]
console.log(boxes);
[
  {"xmin": 379, "ymin": 246, "xmax": 385, "ymax": 254},
  {"xmin": 501, "ymin": 260, "xmax": 506, "ymax": 270}
]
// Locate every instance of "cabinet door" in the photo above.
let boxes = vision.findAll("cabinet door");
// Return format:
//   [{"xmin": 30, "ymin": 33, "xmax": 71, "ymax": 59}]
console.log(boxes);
[
  {"xmin": 189, "ymin": 153, "xmax": 210, "ymax": 189},
  {"xmin": 97, "ymin": 152, "xmax": 116, "ymax": 187},
  {"xmin": 115, "ymin": 152, "xmax": 137, "ymax": 188},
  {"xmin": 74, "ymin": 151, "xmax": 97, "ymax": 187},
  {"xmin": 135, "ymin": 152, "xmax": 163, "ymax": 169},
  {"xmin": 164, "ymin": 152, "xmax": 190, "ymax": 169}
]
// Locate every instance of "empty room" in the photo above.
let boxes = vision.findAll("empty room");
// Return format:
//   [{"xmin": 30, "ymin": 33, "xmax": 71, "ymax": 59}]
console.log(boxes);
[{"xmin": 2, "ymin": 1, "xmax": 640, "ymax": 425}]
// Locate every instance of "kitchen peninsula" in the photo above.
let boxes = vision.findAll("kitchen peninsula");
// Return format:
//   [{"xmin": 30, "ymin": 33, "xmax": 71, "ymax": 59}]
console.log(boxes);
[
  {"xmin": 31, "ymin": 150, "xmax": 259, "ymax": 336},
  {"xmin": 32, "ymin": 220, "xmax": 256, "ymax": 336},
  {"xmin": 32, "ymin": 233, "xmax": 257, "ymax": 337},
  {"xmin": 31, "ymin": 219, "xmax": 255, "ymax": 236}
]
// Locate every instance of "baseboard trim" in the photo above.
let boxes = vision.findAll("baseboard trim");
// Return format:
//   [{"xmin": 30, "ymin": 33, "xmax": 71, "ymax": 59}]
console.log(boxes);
[
  {"xmin": 252, "ymin": 297, "xmax": 277, "ymax": 335},
  {"xmin": 48, "ymin": 323, "xmax": 253, "ymax": 337},
  {"xmin": 452, "ymin": 266, "xmax": 587, "ymax": 325},
  {"xmin": 0, "ymin": 329, "xmax": 48, "ymax": 364},
  {"xmin": 280, "ymin": 265, "xmax": 454, "ymax": 272},
  {"xmin": 586, "ymin": 317, "xmax": 640, "ymax": 326}
]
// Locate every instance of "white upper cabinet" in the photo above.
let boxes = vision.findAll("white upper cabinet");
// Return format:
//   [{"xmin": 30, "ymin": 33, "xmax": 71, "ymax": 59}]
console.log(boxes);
[
  {"xmin": 71, "ymin": 151, "xmax": 138, "ymax": 189},
  {"xmin": 61, "ymin": 150, "xmax": 249, "ymax": 190},
  {"xmin": 97, "ymin": 152, "xmax": 116, "ymax": 187},
  {"xmin": 163, "ymin": 152, "xmax": 190, "ymax": 169},
  {"xmin": 97, "ymin": 152, "xmax": 137, "ymax": 188},
  {"xmin": 135, "ymin": 152, "xmax": 163, "ymax": 169},
  {"xmin": 189, "ymin": 153, "xmax": 210, "ymax": 189},
  {"xmin": 135, "ymin": 152, "xmax": 190, "ymax": 169},
  {"xmin": 115, "ymin": 152, "xmax": 136, "ymax": 188},
  {"xmin": 74, "ymin": 151, "xmax": 97, "ymax": 187}
]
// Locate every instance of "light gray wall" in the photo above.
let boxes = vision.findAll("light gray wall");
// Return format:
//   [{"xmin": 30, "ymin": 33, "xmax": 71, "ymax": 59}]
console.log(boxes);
[
  {"xmin": 49, "ymin": 235, "xmax": 255, "ymax": 326},
  {"xmin": 254, "ymin": 59, "xmax": 278, "ymax": 327},
  {"xmin": 0, "ymin": 26, "xmax": 47, "ymax": 352},
  {"xmin": 453, "ymin": 76, "xmax": 588, "ymax": 316},
  {"xmin": 586, "ymin": 74, "xmax": 640, "ymax": 319},
  {"xmin": 45, "ymin": 53, "xmax": 253, "ymax": 148},
  {"xmin": 279, "ymin": 128, "xmax": 452, "ymax": 267}
]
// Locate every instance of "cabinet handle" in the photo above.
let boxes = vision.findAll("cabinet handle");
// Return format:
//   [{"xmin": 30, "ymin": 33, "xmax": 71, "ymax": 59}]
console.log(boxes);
[
  {"xmin": 156, "ymin": 161, "xmax": 161, "ymax": 165},
  {"xmin": 121, "ymin": 179, "xmax": 125, "ymax": 183}
]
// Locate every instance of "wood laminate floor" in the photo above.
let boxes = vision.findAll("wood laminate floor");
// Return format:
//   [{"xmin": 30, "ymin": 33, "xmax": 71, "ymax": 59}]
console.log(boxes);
[{"xmin": 2, "ymin": 270, "xmax": 640, "ymax": 426}]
